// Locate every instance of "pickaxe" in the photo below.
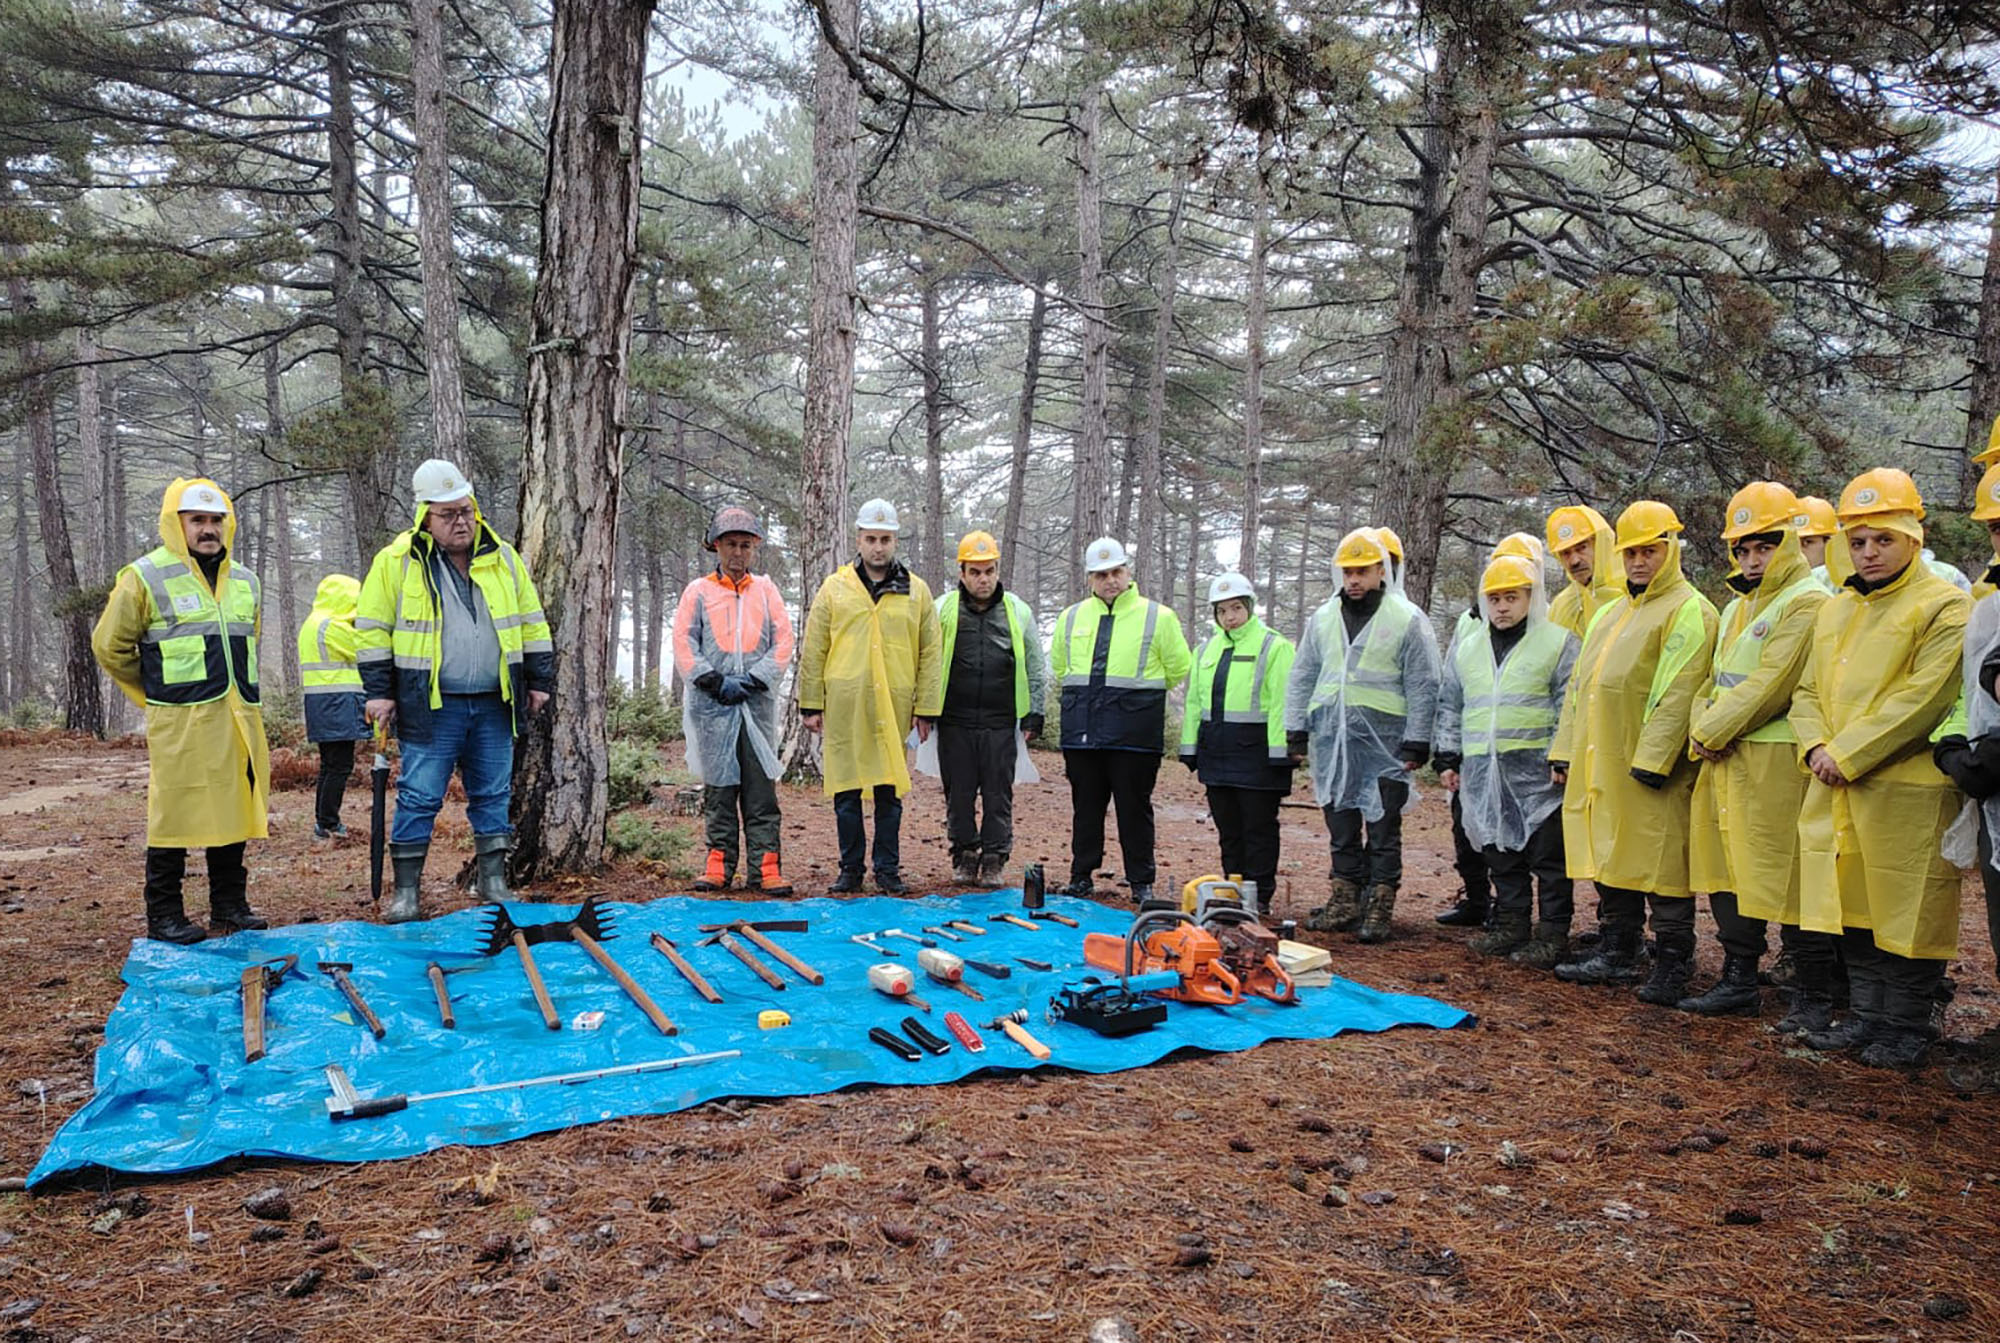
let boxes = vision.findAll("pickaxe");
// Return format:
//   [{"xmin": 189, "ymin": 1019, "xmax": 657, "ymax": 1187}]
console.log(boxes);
[
  {"xmin": 318, "ymin": 962, "xmax": 386, "ymax": 1040},
  {"xmin": 649, "ymin": 933, "xmax": 723, "ymax": 1003},
  {"xmin": 478, "ymin": 898, "xmax": 677, "ymax": 1035},
  {"xmin": 695, "ymin": 919, "xmax": 823, "ymax": 986}
]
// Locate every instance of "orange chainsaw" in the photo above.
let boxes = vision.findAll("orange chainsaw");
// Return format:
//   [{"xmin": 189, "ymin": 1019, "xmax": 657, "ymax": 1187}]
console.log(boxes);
[{"xmin": 1083, "ymin": 911, "xmax": 1245, "ymax": 1006}]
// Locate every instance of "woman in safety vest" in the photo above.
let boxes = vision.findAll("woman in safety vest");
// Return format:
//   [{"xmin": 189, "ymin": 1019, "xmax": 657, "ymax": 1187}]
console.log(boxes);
[{"xmin": 298, "ymin": 573, "xmax": 369, "ymax": 840}]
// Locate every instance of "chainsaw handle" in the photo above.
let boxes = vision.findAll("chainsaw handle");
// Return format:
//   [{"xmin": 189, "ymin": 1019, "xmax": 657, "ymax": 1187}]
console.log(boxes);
[{"xmin": 333, "ymin": 1094, "xmax": 410, "ymax": 1122}]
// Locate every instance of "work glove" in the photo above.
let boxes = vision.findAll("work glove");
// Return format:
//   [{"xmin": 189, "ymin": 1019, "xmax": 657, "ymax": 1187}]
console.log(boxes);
[
  {"xmin": 1630, "ymin": 767, "xmax": 1667, "ymax": 790},
  {"xmin": 1286, "ymin": 730, "xmax": 1309, "ymax": 765},
  {"xmin": 1020, "ymin": 713, "xmax": 1045, "ymax": 739},
  {"xmin": 693, "ymin": 671, "xmax": 725, "ymax": 698},
  {"xmin": 1431, "ymin": 751, "xmax": 1462, "ymax": 774},
  {"xmin": 717, "ymin": 675, "xmax": 754, "ymax": 705},
  {"xmin": 1934, "ymin": 734, "xmax": 2000, "ymax": 800},
  {"xmin": 1398, "ymin": 741, "xmax": 1431, "ymax": 769}
]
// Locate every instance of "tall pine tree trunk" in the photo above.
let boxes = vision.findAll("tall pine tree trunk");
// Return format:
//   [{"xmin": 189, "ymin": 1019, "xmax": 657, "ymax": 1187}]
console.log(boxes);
[
  {"xmin": 411, "ymin": 0, "xmax": 469, "ymax": 465},
  {"xmin": 1136, "ymin": 166, "xmax": 1184, "ymax": 586},
  {"xmin": 1963, "ymin": 161, "xmax": 2000, "ymax": 504},
  {"xmin": 920, "ymin": 272, "xmax": 946, "ymax": 579},
  {"xmin": 1071, "ymin": 79, "xmax": 1111, "ymax": 596},
  {"xmin": 1001, "ymin": 281, "xmax": 1046, "ymax": 593},
  {"xmin": 510, "ymin": 0, "xmax": 656, "ymax": 878},
  {"xmin": 1240, "ymin": 138, "xmax": 1269, "ymax": 584}
]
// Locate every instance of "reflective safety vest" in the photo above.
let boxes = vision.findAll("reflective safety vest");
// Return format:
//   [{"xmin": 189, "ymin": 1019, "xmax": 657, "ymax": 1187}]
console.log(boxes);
[
  {"xmin": 1309, "ymin": 596, "xmax": 1416, "ymax": 716},
  {"xmin": 127, "ymin": 546, "xmax": 260, "ymax": 707},
  {"xmin": 1182, "ymin": 616, "xmax": 1294, "ymax": 774},
  {"xmin": 937, "ymin": 589, "xmax": 1034, "ymax": 718},
  {"xmin": 1710, "ymin": 578, "xmax": 1816, "ymax": 744},
  {"xmin": 1052, "ymin": 585, "xmax": 1190, "ymax": 750},
  {"xmin": 1454, "ymin": 621, "xmax": 1568, "ymax": 755},
  {"xmin": 355, "ymin": 527, "xmax": 551, "ymax": 712},
  {"xmin": 297, "ymin": 615, "xmax": 362, "ymax": 697}
]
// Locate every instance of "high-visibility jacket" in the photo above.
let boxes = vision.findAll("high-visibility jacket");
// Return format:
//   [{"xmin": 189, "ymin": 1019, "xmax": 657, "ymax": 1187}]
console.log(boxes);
[
  {"xmin": 671, "ymin": 568, "xmax": 794, "ymax": 787},
  {"xmin": 1688, "ymin": 536, "xmax": 1824, "ymax": 919},
  {"xmin": 354, "ymin": 501, "xmax": 554, "ymax": 744},
  {"xmin": 1283, "ymin": 590, "xmax": 1440, "ymax": 817},
  {"xmin": 1551, "ymin": 542, "xmax": 1718, "ymax": 896},
  {"xmin": 298, "ymin": 574, "xmax": 368, "ymax": 743},
  {"xmin": 91, "ymin": 478, "xmax": 270, "ymax": 848},
  {"xmin": 1050, "ymin": 585, "xmax": 1192, "ymax": 751},
  {"xmin": 937, "ymin": 587, "xmax": 1046, "ymax": 723},
  {"xmin": 1793, "ymin": 561, "xmax": 1968, "ymax": 958},
  {"xmin": 1179, "ymin": 614, "xmax": 1295, "ymax": 791},
  {"xmin": 797, "ymin": 561, "xmax": 943, "ymax": 797},
  {"xmin": 1437, "ymin": 616, "xmax": 1576, "ymax": 851}
]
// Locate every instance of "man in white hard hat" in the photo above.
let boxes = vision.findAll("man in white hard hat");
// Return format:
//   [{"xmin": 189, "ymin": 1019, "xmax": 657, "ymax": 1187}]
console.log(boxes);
[
  {"xmin": 93, "ymin": 479, "xmax": 271, "ymax": 943},
  {"xmin": 1050, "ymin": 536, "xmax": 1192, "ymax": 903},
  {"xmin": 798, "ymin": 498, "xmax": 942, "ymax": 893},
  {"xmin": 356, "ymin": 460, "xmax": 554, "ymax": 922}
]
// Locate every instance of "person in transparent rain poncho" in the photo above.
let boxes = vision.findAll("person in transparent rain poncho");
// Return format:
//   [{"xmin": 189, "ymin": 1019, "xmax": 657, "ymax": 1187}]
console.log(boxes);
[
  {"xmin": 1434, "ymin": 552, "xmax": 1580, "ymax": 967},
  {"xmin": 1285, "ymin": 527, "xmax": 1440, "ymax": 943}
]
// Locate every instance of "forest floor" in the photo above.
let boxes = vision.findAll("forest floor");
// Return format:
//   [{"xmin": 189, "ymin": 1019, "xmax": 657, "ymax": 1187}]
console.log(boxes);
[{"xmin": 0, "ymin": 732, "xmax": 1997, "ymax": 1341}]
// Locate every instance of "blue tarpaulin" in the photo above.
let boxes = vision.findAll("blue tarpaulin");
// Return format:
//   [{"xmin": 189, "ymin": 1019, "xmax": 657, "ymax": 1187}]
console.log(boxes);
[{"xmin": 29, "ymin": 892, "xmax": 1467, "ymax": 1187}]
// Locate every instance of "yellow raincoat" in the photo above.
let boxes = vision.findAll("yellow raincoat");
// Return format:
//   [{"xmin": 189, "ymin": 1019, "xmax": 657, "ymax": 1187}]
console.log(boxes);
[
  {"xmin": 92, "ymin": 479, "xmax": 270, "ymax": 848},
  {"xmin": 797, "ymin": 562, "xmax": 943, "ymax": 797},
  {"xmin": 1688, "ymin": 530, "xmax": 1826, "ymax": 920},
  {"xmin": 1547, "ymin": 507, "xmax": 1622, "ymax": 639},
  {"xmin": 1792, "ymin": 560, "xmax": 1968, "ymax": 958},
  {"xmin": 1551, "ymin": 538, "xmax": 1717, "ymax": 896}
]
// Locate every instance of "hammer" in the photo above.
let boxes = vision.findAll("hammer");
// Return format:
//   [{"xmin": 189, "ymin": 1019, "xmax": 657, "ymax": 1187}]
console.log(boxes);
[
  {"xmin": 984, "ymin": 1008, "xmax": 1051, "ymax": 1060},
  {"xmin": 318, "ymin": 962, "xmax": 386, "ymax": 1040},
  {"xmin": 988, "ymin": 913, "xmax": 1039, "ymax": 932}
]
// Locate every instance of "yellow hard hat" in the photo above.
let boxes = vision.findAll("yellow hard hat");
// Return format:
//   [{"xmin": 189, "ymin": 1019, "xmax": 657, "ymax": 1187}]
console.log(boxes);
[
  {"xmin": 1480, "ymin": 555, "xmax": 1538, "ymax": 595},
  {"xmin": 1792, "ymin": 495, "xmax": 1837, "ymax": 538},
  {"xmin": 956, "ymin": 530, "xmax": 1001, "ymax": 563},
  {"xmin": 1720, "ymin": 481, "xmax": 1802, "ymax": 541},
  {"xmin": 1972, "ymin": 464, "xmax": 2000, "ymax": 522},
  {"xmin": 1334, "ymin": 528, "xmax": 1389, "ymax": 569},
  {"xmin": 1975, "ymin": 415, "xmax": 2000, "ymax": 468},
  {"xmin": 1373, "ymin": 526, "xmax": 1405, "ymax": 562},
  {"xmin": 1837, "ymin": 467, "xmax": 1925, "ymax": 523},
  {"xmin": 1491, "ymin": 532, "xmax": 1542, "ymax": 564},
  {"xmin": 1613, "ymin": 499, "xmax": 1683, "ymax": 550},
  {"xmin": 1546, "ymin": 505, "xmax": 1605, "ymax": 556}
]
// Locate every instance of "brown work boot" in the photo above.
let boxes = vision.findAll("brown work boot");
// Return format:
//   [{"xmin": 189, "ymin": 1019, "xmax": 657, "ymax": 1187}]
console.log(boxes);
[
  {"xmin": 951, "ymin": 855, "xmax": 980, "ymax": 884},
  {"xmin": 1303, "ymin": 878, "xmax": 1362, "ymax": 933},
  {"xmin": 1509, "ymin": 922, "xmax": 1571, "ymax": 970},
  {"xmin": 977, "ymin": 854, "xmax": 1007, "ymax": 886},
  {"xmin": 1469, "ymin": 914, "xmax": 1531, "ymax": 958},
  {"xmin": 693, "ymin": 848, "xmax": 731, "ymax": 892},
  {"xmin": 1357, "ymin": 884, "xmax": 1398, "ymax": 944},
  {"xmin": 755, "ymin": 853, "xmax": 793, "ymax": 897}
]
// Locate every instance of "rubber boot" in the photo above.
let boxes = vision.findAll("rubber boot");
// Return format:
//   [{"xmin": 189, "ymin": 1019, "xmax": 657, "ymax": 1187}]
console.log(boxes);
[
  {"xmin": 693, "ymin": 848, "xmax": 731, "ymax": 892},
  {"xmin": 1435, "ymin": 890, "xmax": 1489, "ymax": 928},
  {"xmin": 473, "ymin": 833, "xmax": 514, "ymax": 902},
  {"xmin": 1304, "ymin": 877, "xmax": 1363, "ymax": 933},
  {"xmin": 1469, "ymin": 913, "xmax": 1532, "ymax": 958},
  {"xmin": 1677, "ymin": 952, "xmax": 1762, "ymax": 1016},
  {"xmin": 384, "ymin": 841, "xmax": 425, "ymax": 924},
  {"xmin": 1357, "ymin": 884, "xmax": 1398, "ymax": 944},
  {"xmin": 1510, "ymin": 921, "xmax": 1571, "ymax": 970},
  {"xmin": 1556, "ymin": 925, "xmax": 1644, "ymax": 984},
  {"xmin": 143, "ymin": 848, "xmax": 205, "ymax": 945},
  {"xmin": 756, "ymin": 852, "xmax": 793, "ymax": 897}
]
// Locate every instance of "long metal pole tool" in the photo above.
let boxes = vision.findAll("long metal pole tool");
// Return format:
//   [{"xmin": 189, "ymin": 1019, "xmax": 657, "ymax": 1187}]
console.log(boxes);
[{"xmin": 323, "ymin": 1049, "xmax": 741, "ymax": 1121}]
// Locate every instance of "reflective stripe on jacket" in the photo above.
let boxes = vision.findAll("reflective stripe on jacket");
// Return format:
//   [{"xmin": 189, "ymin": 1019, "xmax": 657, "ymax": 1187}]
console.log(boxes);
[
  {"xmin": 1455, "ymin": 620, "xmax": 1568, "ymax": 755},
  {"xmin": 1179, "ymin": 615, "xmax": 1295, "ymax": 791},
  {"xmin": 129, "ymin": 545, "xmax": 261, "ymax": 707},
  {"xmin": 1050, "ymin": 585, "xmax": 1192, "ymax": 751}
]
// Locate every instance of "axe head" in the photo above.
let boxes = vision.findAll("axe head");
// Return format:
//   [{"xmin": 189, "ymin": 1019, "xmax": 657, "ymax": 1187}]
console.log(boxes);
[
  {"xmin": 475, "ymin": 897, "xmax": 613, "ymax": 956},
  {"xmin": 317, "ymin": 961, "xmax": 355, "ymax": 975}
]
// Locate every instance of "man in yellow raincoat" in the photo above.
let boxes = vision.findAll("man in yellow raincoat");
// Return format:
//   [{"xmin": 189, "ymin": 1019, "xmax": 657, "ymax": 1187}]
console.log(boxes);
[
  {"xmin": 1545, "ymin": 505, "xmax": 1621, "ymax": 640},
  {"xmin": 798, "ymin": 498, "xmax": 942, "ymax": 893},
  {"xmin": 1680, "ymin": 483, "xmax": 1831, "ymax": 1023},
  {"xmin": 1793, "ymin": 469, "xmax": 1968, "ymax": 1069},
  {"xmin": 93, "ymin": 479, "xmax": 270, "ymax": 943},
  {"xmin": 298, "ymin": 573, "xmax": 368, "ymax": 840},
  {"xmin": 1550, "ymin": 500, "xmax": 1717, "ymax": 999}
]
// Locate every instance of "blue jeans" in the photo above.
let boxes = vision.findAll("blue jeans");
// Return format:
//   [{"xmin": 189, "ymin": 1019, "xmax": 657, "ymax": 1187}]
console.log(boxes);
[
  {"xmin": 392, "ymin": 692, "xmax": 514, "ymax": 843},
  {"xmin": 833, "ymin": 786, "xmax": 902, "ymax": 877}
]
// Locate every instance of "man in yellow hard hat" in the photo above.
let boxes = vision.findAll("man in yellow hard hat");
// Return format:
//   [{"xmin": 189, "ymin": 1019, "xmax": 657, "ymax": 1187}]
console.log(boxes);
[
  {"xmin": 1286, "ymin": 527, "xmax": 1440, "ymax": 942},
  {"xmin": 1973, "ymin": 426, "xmax": 2000, "ymax": 600},
  {"xmin": 799, "ymin": 498, "xmax": 943, "ymax": 894},
  {"xmin": 92, "ymin": 479, "xmax": 270, "ymax": 943},
  {"xmin": 1791, "ymin": 468, "xmax": 1967, "ymax": 1068},
  {"xmin": 934, "ymin": 530, "xmax": 1047, "ymax": 885},
  {"xmin": 1551, "ymin": 500, "xmax": 1718, "ymax": 997},
  {"xmin": 1545, "ymin": 505, "xmax": 1621, "ymax": 639},
  {"xmin": 1434, "ymin": 552, "xmax": 1579, "ymax": 965},
  {"xmin": 1679, "ymin": 482, "xmax": 1832, "ymax": 1022}
]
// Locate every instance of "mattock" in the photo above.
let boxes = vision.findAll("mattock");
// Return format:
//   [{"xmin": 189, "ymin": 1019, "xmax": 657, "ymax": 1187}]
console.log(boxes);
[
  {"xmin": 477, "ymin": 898, "xmax": 678, "ymax": 1035},
  {"xmin": 695, "ymin": 919, "xmax": 824, "ymax": 986}
]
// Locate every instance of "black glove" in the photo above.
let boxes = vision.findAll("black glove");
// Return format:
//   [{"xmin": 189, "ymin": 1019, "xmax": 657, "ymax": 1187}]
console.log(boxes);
[
  {"xmin": 693, "ymin": 671, "xmax": 725, "ymax": 697},
  {"xmin": 717, "ymin": 675, "xmax": 753, "ymax": 705},
  {"xmin": 1432, "ymin": 751, "xmax": 1462, "ymax": 774},
  {"xmin": 1020, "ymin": 713, "xmax": 1045, "ymax": 739},
  {"xmin": 1935, "ymin": 735, "xmax": 2000, "ymax": 800},
  {"xmin": 1286, "ymin": 730, "xmax": 1309, "ymax": 764},
  {"xmin": 739, "ymin": 674, "xmax": 766, "ymax": 693},
  {"xmin": 1398, "ymin": 741, "xmax": 1431, "ymax": 769},
  {"xmin": 1630, "ymin": 767, "xmax": 1667, "ymax": 790}
]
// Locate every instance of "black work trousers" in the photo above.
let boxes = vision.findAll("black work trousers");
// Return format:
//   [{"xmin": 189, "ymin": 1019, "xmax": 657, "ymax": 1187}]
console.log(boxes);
[
  {"xmin": 315, "ymin": 739, "xmax": 356, "ymax": 830},
  {"xmin": 1324, "ymin": 777, "xmax": 1409, "ymax": 889},
  {"xmin": 145, "ymin": 842, "xmax": 247, "ymax": 915},
  {"xmin": 1206, "ymin": 785, "xmax": 1282, "ymax": 905},
  {"xmin": 1450, "ymin": 790, "xmax": 1491, "ymax": 903},
  {"xmin": 1065, "ymin": 748, "xmax": 1162, "ymax": 886},
  {"xmin": 1976, "ymin": 815, "xmax": 2000, "ymax": 986},
  {"xmin": 1707, "ymin": 890, "xmax": 1839, "ymax": 969},
  {"xmin": 1842, "ymin": 926, "xmax": 1949, "ymax": 1033},
  {"xmin": 939, "ymin": 724, "xmax": 1017, "ymax": 864},
  {"xmin": 1597, "ymin": 883, "xmax": 1696, "ymax": 958},
  {"xmin": 834, "ymin": 786, "xmax": 902, "ymax": 879},
  {"xmin": 1483, "ymin": 811, "xmax": 1571, "ymax": 927},
  {"xmin": 703, "ymin": 728, "xmax": 782, "ymax": 873}
]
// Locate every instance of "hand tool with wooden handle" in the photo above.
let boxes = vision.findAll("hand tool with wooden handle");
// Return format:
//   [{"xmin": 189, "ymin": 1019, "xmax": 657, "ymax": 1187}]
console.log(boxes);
[
  {"xmin": 700, "ymin": 929, "xmax": 785, "ymax": 990},
  {"xmin": 474, "ymin": 904, "xmax": 564, "ymax": 1030},
  {"xmin": 318, "ymin": 962, "xmax": 387, "ymax": 1039},
  {"xmin": 988, "ymin": 913, "xmax": 1039, "ymax": 932},
  {"xmin": 650, "ymin": 933, "xmax": 723, "ymax": 1003},
  {"xmin": 867, "ymin": 961, "xmax": 931, "ymax": 1013},
  {"xmin": 568, "ymin": 924, "xmax": 677, "ymax": 1035},
  {"xmin": 945, "ymin": 920, "xmax": 988, "ymax": 937},
  {"xmin": 920, "ymin": 924, "xmax": 962, "ymax": 942},
  {"xmin": 1028, "ymin": 910, "xmax": 1081, "ymax": 928},
  {"xmin": 983, "ymin": 1008, "xmax": 1051, "ymax": 1060},
  {"xmin": 727, "ymin": 922, "xmax": 824, "ymax": 986},
  {"xmin": 240, "ymin": 955, "xmax": 298, "ymax": 1063},
  {"xmin": 425, "ymin": 962, "xmax": 456, "ymax": 1029}
]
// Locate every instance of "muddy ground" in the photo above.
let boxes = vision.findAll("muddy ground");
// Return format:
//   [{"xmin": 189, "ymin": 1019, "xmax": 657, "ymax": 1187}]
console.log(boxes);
[{"xmin": 0, "ymin": 734, "xmax": 1996, "ymax": 1341}]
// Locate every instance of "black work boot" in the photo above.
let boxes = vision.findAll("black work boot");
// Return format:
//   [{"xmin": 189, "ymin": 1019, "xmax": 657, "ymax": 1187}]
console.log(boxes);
[
  {"xmin": 1858, "ymin": 978, "xmax": 1942, "ymax": 1069},
  {"xmin": 207, "ymin": 843, "xmax": 267, "ymax": 932},
  {"xmin": 1803, "ymin": 976, "xmax": 1883, "ymax": 1052},
  {"xmin": 951, "ymin": 853, "xmax": 980, "ymax": 885},
  {"xmin": 1677, "ymin": 952, "xmax": 1762, "ymax": 1015},
  {"xmin": 828, "ymin": 869, "xmax": 864, "ymax": 893},
  {"xmin": 1435, "ymin": 890, "xmax": 1489, "ymax": 928},
  {"xmin": 977, "ymin": 854, "xmax": 1007, "ymax": 886},
  {"xmin": 1636, "ymin": 944, "xmax": 1695, "ymax": 1005},
  {"xmin": 1469, "ymin": 913, "xmax": 1532, "ymax": 957},
  {"xmin": 385, "ymin": 841, "xmax": 426, "ymax": 924},
  {"xmin": 143, "ymin": 847, "xmax": 205, "ymax": 945},
  {"xmin": 1556, "ymin": 925, "xmax": 1644, "ymax": 984},
  {"xmin": 1774, "ymin": 956, "xmax": 1835, "ymax": 1035},
  {"xmin": 473, "ymin": 833, "xmax": 513, "ymax": 902}
]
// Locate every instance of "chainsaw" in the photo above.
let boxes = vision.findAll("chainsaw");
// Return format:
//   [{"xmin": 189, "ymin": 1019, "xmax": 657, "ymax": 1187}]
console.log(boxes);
[{"xmin": 1082, "ymin": 909, "xmax": 1244, "ymax": 1007}]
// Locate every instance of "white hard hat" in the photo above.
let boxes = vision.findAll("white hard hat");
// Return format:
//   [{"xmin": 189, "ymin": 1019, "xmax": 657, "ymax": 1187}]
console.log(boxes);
[
  {"xmin": 413, "ymin": 458, "xmax": 475, "ymax": 505},
  {"xmin": 1083, "ymin": 536, "xmax": 1130, "ymax": 572},
  {"xmin": 1207, "ymin": 572, "xmax": 1255, "ymax": 606},
  {"xmin": 176, "ymin": 482, "xmax": 230, "ymax": 516},
  {"xmin": 855, "ymin": 497, "xmax": 901, "ymax": 532}
]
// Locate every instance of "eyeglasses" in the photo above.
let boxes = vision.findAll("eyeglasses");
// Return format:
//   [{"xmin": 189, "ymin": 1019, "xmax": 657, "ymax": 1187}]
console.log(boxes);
[{"xmin": 431, "ymin": 506, "xmax": 476, "ymax": 526}]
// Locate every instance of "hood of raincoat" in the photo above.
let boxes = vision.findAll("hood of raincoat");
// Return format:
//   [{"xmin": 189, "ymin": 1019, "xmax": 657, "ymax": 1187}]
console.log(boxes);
[
  {"xmin": 156, "ymin": 477, "xmax": 239, "ymax": 562},
  {"xmin": 312, "ymin": 573, "xmax": 361, "ymax": 617},
  {"xmin": 1729, "ymin": 524, "xmax": 1809, "ymax": 608},
  {"xmin": 1550, "ymin": 505, "xmax": 1616, "ymax": 596},
  {"xmin": 1627, "ymin": 536, "xmax": 1694, "ymax": 607}
]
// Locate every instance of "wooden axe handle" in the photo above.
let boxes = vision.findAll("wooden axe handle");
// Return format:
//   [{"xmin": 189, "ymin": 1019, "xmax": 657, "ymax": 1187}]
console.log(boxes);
[
  {"xmin": 717, "ymin": 932, "xmax": 786, "ymax": 990},
  {"xmin": 512, "ymin": 930, "xmax": 561, "ymax": 1030},
  {"xmin": 650, "ymin": 932, "xmax": 722, "ymax": 1003},
  {"xmin": 572, "ymin": 929, "xmax": 677, "ymax": 1035},
  {"xmin": 1000, "ymin": 1018, "xmax": 1051, "ymax": 1060},
  {"xmin": 241, "ymin": 972, "xmax": 268, "ymax": 1063},
  {"xmin": 736, "ymin": 925, "xmax": 824, "ymax": 985},
  {"xmin": 427, "ymin": 964, "xmax": 456, "ymax": 1030}
]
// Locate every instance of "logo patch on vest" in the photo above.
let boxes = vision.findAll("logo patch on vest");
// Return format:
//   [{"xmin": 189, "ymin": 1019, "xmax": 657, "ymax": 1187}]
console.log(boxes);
[
  {"xmin": 1749, "ymin": 620, "xmax": 1769, "ymax": 639},
  {"xmin": 172, "ymin": 593, "xmax": 203, "ymax": 615}
]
